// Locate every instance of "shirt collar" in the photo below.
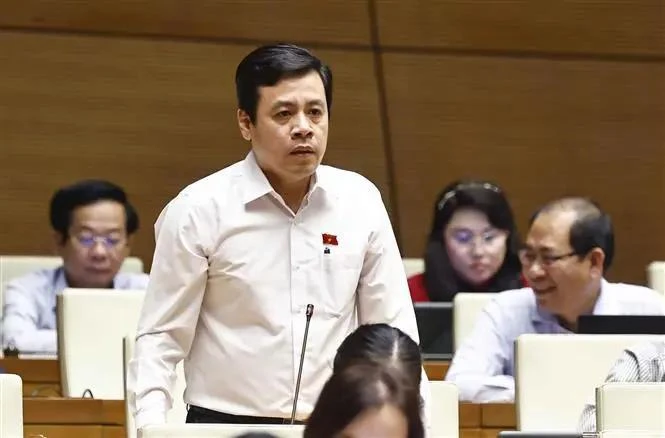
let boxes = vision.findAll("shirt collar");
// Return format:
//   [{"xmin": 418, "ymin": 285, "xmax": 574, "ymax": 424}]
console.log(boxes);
[
  {"xmin": 240, "ymin": 150, "xmax": 331, "ymax": 205},
  {"xmin": 53, "ymin": 265, "xmax": 117, "ymax": 294},
  {"xmin": 531, "ymin": 278, "xmax": 609, "ymax": 324}
]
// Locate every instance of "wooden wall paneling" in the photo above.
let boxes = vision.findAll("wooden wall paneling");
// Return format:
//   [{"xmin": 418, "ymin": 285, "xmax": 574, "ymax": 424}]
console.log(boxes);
[
  {"xmin": 0, "ymin": 0, "xmax": 372, "ymax": 46},
  {"xmin": 374, "ymin": 0, "xmax": 665, "ymax": 56},
  {"xmin": 0, "ymin": 30, "xmax": 386, "ymax": 269},
  {"xmin": 381, "ymin": 52, "xmax": 665, "ymax": 283}
]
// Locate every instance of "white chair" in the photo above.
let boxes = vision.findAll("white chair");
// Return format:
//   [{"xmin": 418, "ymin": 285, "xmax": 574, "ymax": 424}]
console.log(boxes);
[
  {"xmin": 596, "ymin": 382, "xmax": 665, "ymax": 432},
  {"xmin": 57, "ymin": 288, "xmax": 146, "ymax": 399},
  {"xmin": 515, "ymin": 333, "xmax": 664, "ymax": 431},
  {"xmin": 403, "ymin": 258, "xmax": 425, "ymax": 277},
  {"xmin": 124, "ymin": 335, "xmax": 188, "ymax": 438},
  {"xmin": 0, "ymin": 255, "xmax": 144, "ymax": 323},
  {"xmin": 452, "ymin": 292, "xmax": 494, "ymax": 351},
  {"xmin": 138, "ymin": 424, "xmax": 305, "ymax": 438},
  {"xmin": 429, "ymin": 380, "xmax": 459, "ymax": 438},
  {"xmin": 0, "ymin": 374, "xmax": 23, "ymax": 438},
  {"xmin": 647, "ymin": 261, "xmax": 665, "ymax": 296}
]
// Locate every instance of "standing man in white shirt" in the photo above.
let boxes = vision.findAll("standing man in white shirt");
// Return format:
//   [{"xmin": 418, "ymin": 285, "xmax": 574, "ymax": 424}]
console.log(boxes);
[{"xmin": 128, "ymin": 43, "xmax": 425, "ymax": 428}]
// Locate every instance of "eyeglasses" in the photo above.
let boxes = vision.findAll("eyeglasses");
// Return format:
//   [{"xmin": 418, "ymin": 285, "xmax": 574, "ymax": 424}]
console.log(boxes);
[
  {"xmin": 518, "ymin": 249, "xmax": 577, "ymax": 268},
  {"xmin": 449, "ymin": 229, "xmax": 507, "ymax": 249},
  {"xmin": 73, "ymin": 234, "xmax": 125, "ymax": 250}
]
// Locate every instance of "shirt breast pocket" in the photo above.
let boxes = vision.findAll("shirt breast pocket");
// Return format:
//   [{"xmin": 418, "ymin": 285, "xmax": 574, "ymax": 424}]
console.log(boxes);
[{"xmin": 320, "ymin": 251, "xmax": 363, "ymax": 315}]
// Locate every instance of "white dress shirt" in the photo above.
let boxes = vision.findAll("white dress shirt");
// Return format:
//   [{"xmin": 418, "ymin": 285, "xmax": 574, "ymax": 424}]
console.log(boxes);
[
  {"xmin": 128, "ymin": 152, "xmax": 426, "ymax": 428},
  {"xmin": 445, "ymin": 280, "xmax": 664, "ymax": 402}
]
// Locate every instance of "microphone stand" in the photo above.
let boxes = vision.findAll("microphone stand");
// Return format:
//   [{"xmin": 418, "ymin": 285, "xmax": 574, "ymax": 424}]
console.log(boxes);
[{"xmin": 290, "ymin": 304, "xmax": 314, "ymax": 424}]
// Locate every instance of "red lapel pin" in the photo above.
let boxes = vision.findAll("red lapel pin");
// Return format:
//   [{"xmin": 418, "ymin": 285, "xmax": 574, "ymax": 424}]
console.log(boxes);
[{"xmin": 322, "ymin": 233, "xmax": 338, "ymax": 246}]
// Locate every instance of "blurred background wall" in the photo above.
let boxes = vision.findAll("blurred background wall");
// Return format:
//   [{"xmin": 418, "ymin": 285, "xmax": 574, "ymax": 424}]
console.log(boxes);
[{"xmin": 0, "ymin": 0, "xmax": 663, "ymax": 283}]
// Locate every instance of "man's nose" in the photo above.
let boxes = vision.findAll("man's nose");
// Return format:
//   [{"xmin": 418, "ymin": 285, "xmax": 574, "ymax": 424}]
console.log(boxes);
[
  {"xmin": 90, "ymin": 240, "xmax": 110, "ymax": 257},
  {"xmin": 291, "ymin": 113, "xmax": 313, "ymax": 138}
]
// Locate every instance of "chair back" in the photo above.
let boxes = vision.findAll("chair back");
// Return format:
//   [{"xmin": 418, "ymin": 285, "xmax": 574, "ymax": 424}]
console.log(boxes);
[
  {"xmin": 597, "ymin": 382, "xmax": 665, "ymax": 432},
  {"xmin": 452, "ymin": 292, "xmax": 494, "ymax": 351},
  {"xmin": 57, "ymin": 288, "xmax": 145, "ymax": 399},
  {"xmin": 0, "ymin": 374, "xmax": 23, "ymax": 437},
  {"xmin": 429, "ymin": 380, "xmax": 459, "ymax": 438},
  {"xmin": 515, "ymin": 333, "xmax": 664, "ymax": 431}
]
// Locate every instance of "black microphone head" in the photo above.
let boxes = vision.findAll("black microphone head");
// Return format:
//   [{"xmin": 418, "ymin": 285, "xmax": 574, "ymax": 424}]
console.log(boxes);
[{"xmin": 306, "ymin": 304, "xmax": 314, "ymax": 318}]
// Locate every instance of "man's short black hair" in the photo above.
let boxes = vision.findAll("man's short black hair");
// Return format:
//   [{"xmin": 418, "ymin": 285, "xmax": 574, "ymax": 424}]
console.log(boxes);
[
  {"xmin": 235, "ymin": 43, "xmax": 333, "ymax": 123},
  {"xmin": 49, "ymin": 179, "xmax": 139, "ymax": 243},
  {"xmin": 530, "ymin": 197, "xmax": 614, "ymax": 270}
]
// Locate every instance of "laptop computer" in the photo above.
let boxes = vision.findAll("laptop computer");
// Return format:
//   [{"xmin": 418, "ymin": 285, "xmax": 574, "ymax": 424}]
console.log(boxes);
[
  {"xmin": 498, "ymin": 433, "xmax": 583, "ymax": 438},
  {"xmin": 578, "ymin": 315, "xmax": 665, "ymax": 335},
  {"xmin": 413, "ymin": 302, "xmax": 453, "ymax": 360}
]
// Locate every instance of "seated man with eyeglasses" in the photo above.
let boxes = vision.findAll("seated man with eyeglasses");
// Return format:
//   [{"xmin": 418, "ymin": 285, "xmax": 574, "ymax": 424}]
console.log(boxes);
[
  {"xmin": 445, "ymin": 197, "xmax": 663, "ymax": 402},
  {"xmin": 2, "ymin": 180, "xmax": 149, "ymax": 355}
]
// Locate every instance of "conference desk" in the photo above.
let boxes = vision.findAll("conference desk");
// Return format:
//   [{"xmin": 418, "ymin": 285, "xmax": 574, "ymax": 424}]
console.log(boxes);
[
  {"xmin": 1, "ymin": 358, "xmax": 451, "ymax": 395},
  {"xmin": 4, "ymin": 358, "xmax": 517, "ymax": 438}
]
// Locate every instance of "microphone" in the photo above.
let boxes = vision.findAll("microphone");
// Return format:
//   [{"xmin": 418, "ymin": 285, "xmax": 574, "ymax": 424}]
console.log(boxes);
[{"xmin": 290, "ymin": 303, "xmax": 314, "ymax": 424}]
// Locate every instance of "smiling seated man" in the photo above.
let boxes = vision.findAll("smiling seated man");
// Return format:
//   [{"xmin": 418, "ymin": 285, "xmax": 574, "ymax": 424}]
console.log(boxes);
[
  {"xmin": 1, "ymin": 180, "xmax": 149, "ymax": 355},
  {"xmin": 445, "ymin": 197, "xmax": 664, "ymax": 402}
]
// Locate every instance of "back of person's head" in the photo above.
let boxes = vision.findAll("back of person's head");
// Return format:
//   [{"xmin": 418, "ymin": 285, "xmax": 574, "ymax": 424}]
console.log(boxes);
[
  {"xmin": 334, "ymin": 323, "xmax": 422, "ymax": 388},
  {"xmin": 529, "ymin": 197, "xmax": 614, "ymax": 270},
  {"xmin": 50, "ymin": 179, "xmax": 139, "ymax": 243},
  {"xmin": 235, "ymin": 43, "xmax": 333, "ymax": 124},
  {"xmin": 424, "ymin": 179, "xmax": 522, "ymax": 300},
  {"xmin": 305, "ymin": 363, "xmax": 424, "ymax": 438}
]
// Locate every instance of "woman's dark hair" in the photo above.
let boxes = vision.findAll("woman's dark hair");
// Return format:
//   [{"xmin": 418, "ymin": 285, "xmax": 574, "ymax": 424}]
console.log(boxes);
[
  {"xmin": 423, "ymin": 179, "xmax": 522, "ymax": 301},
  {"xmin": 304, "ymin": 364, "xmax": 424, "ymax": 438},
  {"xmin": 235, "ymin": 43, "xmax": 333, "ymax": 123},
  {"xmin": 334, "ymin": 323, "xmax": 422, "ymax": 388}
]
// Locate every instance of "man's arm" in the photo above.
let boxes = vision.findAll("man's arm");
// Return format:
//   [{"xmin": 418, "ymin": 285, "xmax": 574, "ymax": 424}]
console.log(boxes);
[
  {"xmin": 353, "ymin": 184, "xmax": 430, "ymax": 426},
  {"xmin": 2, "ymin": 277, "xmax": 57, "ymax": 354},
  {"xmin": 127, "ymin": 194, "xmax": 211, "ymax": 429},
  {"xmin": 578, "ymin": 342, "xmax": 663, "ymax": 433},
  {"xmin": 444, "ymin": 299, "xmax": 514, "ymax": 402}
]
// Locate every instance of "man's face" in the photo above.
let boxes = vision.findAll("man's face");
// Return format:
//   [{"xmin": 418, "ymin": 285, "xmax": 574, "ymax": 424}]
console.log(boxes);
[
  {"xmin": 522, "ymin": 209, "xmax": 599, "ymax": 317},
  {"xmin": 56, "ymin": 200, "xmax": 130, "ymax": 288},
  {"xmin": 237, "ymin": 70, "xmax": 329, "ymax": 186}
]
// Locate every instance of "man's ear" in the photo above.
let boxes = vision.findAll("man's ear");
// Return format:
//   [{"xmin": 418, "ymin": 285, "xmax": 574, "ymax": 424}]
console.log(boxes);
[
  {"xmin": 588, "ymin": 247, "xmax": 606, "ymax": 279},
  {"xmin": 52, "ymin": 231, "xmax": 66, "ymax": 255},
  {"xmin": 237, "ymin": 109, "xmax": 253, "ymax": 141},
  {"xmin": 123, "ymin": 234, "xmax": 134, "ymax": 256}
]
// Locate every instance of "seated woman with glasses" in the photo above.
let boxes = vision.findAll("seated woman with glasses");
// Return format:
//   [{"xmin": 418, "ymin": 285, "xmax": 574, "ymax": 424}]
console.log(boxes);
[
  {"xmin": 305, "ymin": 363, "xmax": 425, "ymax": 438},
  {"xmin": 409, "ymin": 179, "xmax": 524, "ymax": 302}
]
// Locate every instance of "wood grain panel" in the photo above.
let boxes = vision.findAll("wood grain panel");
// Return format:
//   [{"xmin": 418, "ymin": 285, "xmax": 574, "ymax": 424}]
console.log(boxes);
[
  {"xmin": 0, "ymin": 0, "xmax": 371, "ymax": 46},
  {"xmin": 0, "ymin": 31, "xmax": 386, "ymax": 269},
  {"xmin": 24, "ymin": 425, "xmax": 104, "ymax": 438},
  {"xmin": 375, "ymin": 0, "xmax": 665, "ymax": 56},
  {"xmin": 383, "ymin": 52, "xmax": 665, "ymax": 284}
]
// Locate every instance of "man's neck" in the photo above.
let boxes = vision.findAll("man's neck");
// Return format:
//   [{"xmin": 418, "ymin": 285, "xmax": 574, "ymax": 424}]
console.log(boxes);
[
  {"xmin": 268, "ymin": 175, "xmax": 312, "ymax": 214},
  {"xmin": 556, "ymin": 282, "xmax": 602, "ymax": 332}
]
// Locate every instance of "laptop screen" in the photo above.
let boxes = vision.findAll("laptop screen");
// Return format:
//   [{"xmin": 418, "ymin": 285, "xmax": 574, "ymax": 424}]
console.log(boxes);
[
  {"xmin": 413, "ymin": 302, "xmax": 453, "ymax": 360},
  {"xmin": 577, "ymin": 315, "xmax": 665, "ymax": 335}
]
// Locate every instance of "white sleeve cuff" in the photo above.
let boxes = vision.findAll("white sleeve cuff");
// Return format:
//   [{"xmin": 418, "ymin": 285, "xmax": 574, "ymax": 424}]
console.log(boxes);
[{"xmin": 136, "ymin": 407, "xmax": 167, "ymax": 430}]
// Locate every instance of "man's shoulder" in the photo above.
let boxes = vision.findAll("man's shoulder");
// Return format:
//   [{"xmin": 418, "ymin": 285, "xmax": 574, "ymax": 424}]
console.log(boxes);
[
  {"xmin": 114, "ymin": 272, "xmax": 150, "ymax": 290},
  {"xmin": 165, "ymin": 161, "xmax": 244, "ymax": 213},
  {"xmin": 6, "ymin": 267, "xmax": 59, "ymax": 292},
  {"xmin": 625, "ymin": 339, "xmax": 665, "ymax": 361},
  {"xmin": 605, "ymin": 281, "xmax": 664, "ymax": 309},
  {"xmin": 318, "ymin": 165, "xmax": 378, "ymax": 193}
]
